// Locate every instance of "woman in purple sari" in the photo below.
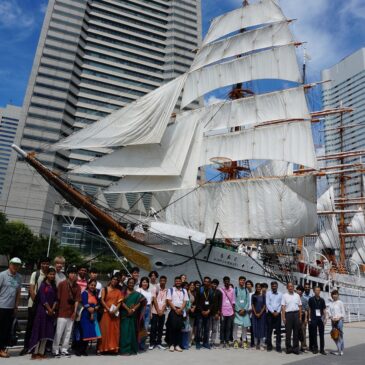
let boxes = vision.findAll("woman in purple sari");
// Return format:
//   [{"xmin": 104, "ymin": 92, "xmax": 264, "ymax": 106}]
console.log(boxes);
[{"xmin": 29, "ymin": 267, "xmax": 57, "ymax": 359}]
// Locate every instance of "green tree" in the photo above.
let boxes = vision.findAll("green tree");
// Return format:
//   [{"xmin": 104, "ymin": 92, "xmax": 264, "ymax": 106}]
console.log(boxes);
[
  {"xmin": 92, "ymin": 255, "xmax": 125, "ymax": 274},
  {"xmin": 27, "ymin": 235, "xmax": 60, "ymax": 267},
  {"xmin": 57, "ymin": 246, "xmax": 83, "ymax": 268},
  {"xmin": 0, "ymin": 220, "xmax": 35, "ymax": 264}
]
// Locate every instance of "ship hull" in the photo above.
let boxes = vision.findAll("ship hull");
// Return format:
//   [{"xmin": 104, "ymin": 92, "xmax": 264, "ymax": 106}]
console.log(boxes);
[{"xmin": 125, "ymin": 238, "xmax": 365, "ymax": 317}]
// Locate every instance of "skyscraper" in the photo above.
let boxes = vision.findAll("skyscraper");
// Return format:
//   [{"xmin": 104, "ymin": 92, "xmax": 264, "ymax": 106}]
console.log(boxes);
[
  {"xmin": 321, "ymin": 48, "xmax": 365, "ymax": 199},
  {"xmin": 4, "ymin": 0, "xmax": 202, "ymax": 235},
  {"xmin": 0, "ymin": 105, "xmax": 22, "ymax": 204}
]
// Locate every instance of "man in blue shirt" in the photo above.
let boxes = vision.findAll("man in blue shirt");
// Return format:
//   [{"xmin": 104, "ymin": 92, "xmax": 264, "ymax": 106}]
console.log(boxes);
[
  {"xmin": 266, "ymin": 281, "xmax": 283, "ymax": 352},
  {"xmin": 0, "ymin": 257, "xmax": 22, "ymax": 358}
]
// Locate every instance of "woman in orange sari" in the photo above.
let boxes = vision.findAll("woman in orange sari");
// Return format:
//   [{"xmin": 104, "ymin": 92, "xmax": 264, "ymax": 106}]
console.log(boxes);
[{"xmin": 98, "ymin": 274, "xmax": 123, "ymax": 354}]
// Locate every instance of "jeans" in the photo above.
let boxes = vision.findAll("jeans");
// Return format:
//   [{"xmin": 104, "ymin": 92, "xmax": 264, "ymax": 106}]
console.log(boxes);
[
  {"xmin": 285, "ymin": 311, "xmax": 300, "ymax": 353},
  {"xmin": 52, "ymin": 318, "xmax": 74, "ymax": 353},
  {"xmin": 150, "ymin": 313, "xmax": 165, "ymax": 346},
  {"xmin": 266, "ymin": 312, "xmax": 282, "ymax": 350},
  {"xmin": 195, "ymin": 314, "xmax": 210, "ymax": 346},
  {"xmin": 209, "ymin": 316, "xmax": 220, "ymax": 344},
  {"xmin": 0, "ymin": 308, "xmax": 13, "ymax": 351},
  {"xmin": 220, "ymin": 315, "xmax": 234, "ymax": 343},
  {"xmin": 332, "ymin": 319, "xmax": 344, "ymax": 352},
  {"xmin": 309, "ymin": 317, "xmax": 325, "ymax": 352}
]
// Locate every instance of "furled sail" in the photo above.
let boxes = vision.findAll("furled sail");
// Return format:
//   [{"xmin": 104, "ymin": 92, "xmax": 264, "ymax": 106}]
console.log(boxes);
[
  {"xmin": 191, "ymin": 21, "xmax": 293, "ymax": 72},
  {"xmin": 315, "ymin": 186, "xmax": 340, "ymax": 251},
  {"xmin": 71, "ymin": 111, "xmax": 199, "ymax": 176},
  {"xmin": 203, "ymin": 0, "xmax": 286, "ymax": 46},
  {"xmin": 165, "ymin": 174, "xmax": 317, "ymax": 239},
  {"xmin": 50, "ymin": 74, "xmax": 187, "ymax": 150},
  {"xmin": 182, "ymin": 45, "xmax": 302, "ymax": 108}
]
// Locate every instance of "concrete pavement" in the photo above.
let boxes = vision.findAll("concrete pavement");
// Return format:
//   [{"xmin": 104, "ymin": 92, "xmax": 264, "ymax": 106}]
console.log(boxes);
[{"xmin": 5, "ymin": 323, "xmax": 365, "ymax": 365}]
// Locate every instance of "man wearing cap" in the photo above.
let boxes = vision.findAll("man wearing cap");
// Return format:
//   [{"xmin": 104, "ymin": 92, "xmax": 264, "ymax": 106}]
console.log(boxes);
[
  {"xmin": 0, "ymin": 258, "xmax": 22, "ymax": 358},
  {"xmin": 52, "ymin": 265, "xmax": 81, "ymax": 357},
  {"xmin": 20, "ymin": 256, "xmax": 51, "ymax": 355}
]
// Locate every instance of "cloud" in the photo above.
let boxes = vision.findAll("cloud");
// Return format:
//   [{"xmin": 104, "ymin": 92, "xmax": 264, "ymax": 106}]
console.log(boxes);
[
  {"xmin": 205, "ymin": 95, "xmax": 224, "ymax": 106},
  {"xmin": 0, "ymin": 0, "xmax": 35, "ymax": 29}
]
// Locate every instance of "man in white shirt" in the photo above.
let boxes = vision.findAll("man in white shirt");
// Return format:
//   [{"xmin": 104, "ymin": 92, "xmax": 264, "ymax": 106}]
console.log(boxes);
[
  {"xmin": 166, "ymin": 276, "xmax": 188, "ymax": 352},
  {"xmin": 281, "ymin": 282, "xmax": 302, "ymax": 355},
  {"xmin": 54, "ymin": 256, "xmax": 66, "ymax": 286}
]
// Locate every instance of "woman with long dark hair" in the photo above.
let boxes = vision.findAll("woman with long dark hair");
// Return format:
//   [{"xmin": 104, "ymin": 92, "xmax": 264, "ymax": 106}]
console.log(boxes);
[
  {"xmin": 98, "ymin": 274, "xmax": 123, "ymax": 354},
  {"xmin": 251, "ymin": 283, "xmax": 266, "ymax": 350},
  {"xmin": 76, "ymin": 279, "xmax": 101, "ymax": 356},
  {"xmin": 29, "ymin": 267, "xmax": 57, "ymax": 359},
  {"xmin": 120, "ymin": 278, "xmax": 146, "ymax": 355}
]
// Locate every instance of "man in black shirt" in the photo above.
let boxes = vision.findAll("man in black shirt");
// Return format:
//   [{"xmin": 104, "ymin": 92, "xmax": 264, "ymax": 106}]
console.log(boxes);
[
  {"xmin": 195, "ymin": 276, "xmax": 213, "ymax": 349},
  {"xmin": 308, "ymin": 286, "xmax": 327, "ymax": 355},
  {"xmin": 209, "ymin": 279, "xmax": 222, "ymax": 348}
]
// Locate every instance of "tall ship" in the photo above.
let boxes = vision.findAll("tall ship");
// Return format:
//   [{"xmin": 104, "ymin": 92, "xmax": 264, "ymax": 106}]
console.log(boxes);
[{"xmin": 13, "ymin": 0, "xmax": 365, "ymax": 315}]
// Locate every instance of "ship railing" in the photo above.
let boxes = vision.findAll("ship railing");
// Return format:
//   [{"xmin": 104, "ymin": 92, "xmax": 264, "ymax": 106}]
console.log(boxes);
[{"xmin": 344, "ymin": 303, "xmax": 365, "ymax": 323}]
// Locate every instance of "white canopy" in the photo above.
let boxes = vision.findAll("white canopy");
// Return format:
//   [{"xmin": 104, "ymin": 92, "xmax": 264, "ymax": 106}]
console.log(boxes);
[
  {"xmin": 182, "ymin": 44, "xmax": 302, "ymax": 108},
  {"xmin": 192, "ymin": 21, "xmax": 293, "ymax": 72},
  {"xmin": 71, "ymin": 112, "xmax": 199, "ymax": 176},
  {"xmin": 165, "ymin": 174, "xmax": 317, "ymax": 239},
  {"xmin": 50, "ymin": 74, "xmax": 187, "ymax": 150},
  {"xmin": 203, "ymin": 0, "xmax": 286, "ymax": 46},
  {"xmin": 204, "ymin": 86, "xmax": 310, "ymax": 132},
  {"xmin": 315, "ymin": 186, "xmax": 340, "ymax": 251}
]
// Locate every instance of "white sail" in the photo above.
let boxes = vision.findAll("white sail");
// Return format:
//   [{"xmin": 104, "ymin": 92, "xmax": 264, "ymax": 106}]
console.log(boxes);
[
  {"xmin": 202, "ymin": 121, "xmax": 317, "ymax": 169},
  {"xmin": 104, "ymin": 123, "xmax": 205, "ymax": 193},
  {"xmin": 192, "ymin": 21, "xmax": 293, "ymax": 72},
  {"xmin": 50, "ymin": 74, "xmax": 187, "ymax": 150},
  {"xmin": 348, "ymin": 208, "xmax": 365, "ymax": 233},
  {"xmin": 252, "ymin": 160, "xmax": 293, "ymax": 177},
  {"xmin": 204, "ymin": 86, "xmax": 310, "ymax": 132},
  {"xmin": 165, "ymin": 174, "xmax": 317, "ymax": 239},
  {"xmin": 104, "ymin": 121, "xmax": 316, "ymax": 193},
  {"xmin": 203, "ymin": 0, "xmax": 286, "ymax": 46},
  {"xmin": 182, "ymin": 44, "xmax": 302, "ymax": 108},
  {"xmin": 113, "ymin": 193, "xmax": 130, "ymax": 211},
  {"xmin": 348, "ymin": 208, "xmax": 365, "ymax": 264},
  {"xmin": 71, "ymin": 112, "xmax": 198, "ymax": 176},
  {"xmin": 315, "ymin": 186, "xmax": 340, "ymax": 251}
]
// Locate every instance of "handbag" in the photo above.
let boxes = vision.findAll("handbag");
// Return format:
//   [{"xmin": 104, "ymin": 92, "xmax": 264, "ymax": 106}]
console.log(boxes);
[{"xmin": 330, "ymin": 327, "xmax": 340, "ymax": 341}]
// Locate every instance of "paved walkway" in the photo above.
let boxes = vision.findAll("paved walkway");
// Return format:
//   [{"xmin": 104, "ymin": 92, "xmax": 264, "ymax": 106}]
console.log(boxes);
[{"xmin": 5, "ymin": 323, "xmax": 365, "ymax": 365}]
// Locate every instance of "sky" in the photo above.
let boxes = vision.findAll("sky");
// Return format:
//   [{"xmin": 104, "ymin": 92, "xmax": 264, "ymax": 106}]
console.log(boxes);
[{"xmin": 0, "ymin": 0, "xmax": 364, "ymax": 108}]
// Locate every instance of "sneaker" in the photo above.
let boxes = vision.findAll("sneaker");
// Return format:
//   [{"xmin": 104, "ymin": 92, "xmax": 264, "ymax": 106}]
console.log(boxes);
[
  {"xmin": 202, "ymin": 344, "xmax": 211, "ymax": 350},
  {"xmin": 149, "ymin": 345, "xmax": 155, "ymax": 350},
  {"xmin": 233, "ymin": 340, "xmax": 239, "ymax": 349},
  {"xmin": 52, "ymin": 351, "xmax": 60, "ymax": 358},
  {"xmin": 61, "ymin": 350, "xmax": 71, "ymax": 357},
  {"xmin": 169, "ymin": 346, "xmax": 175, "ymax": 352},
  {"xmin": 340, "ymin": 351, "xmax": 344, "ymax": 356},
  {"xmin": 157, "ymin": 344, "xmax": 166, "ymax": 350},
  {"xmin": 320, "ymin": 350, "xmax": 327, "ymax": 355},
  {"xmin": 260, "ymin": 346, "xmax": 265, "ymax": 351},
  {"xmin": 243, "ymin": 341, "xmax": 248, "ymax": 350},
  {"xmin": 331, "ymin": 351, "xmax": 340, "ymax": 356},
  {"xmin": 175, "ymin": 346, "xmax": 183, "ymax": 352}
]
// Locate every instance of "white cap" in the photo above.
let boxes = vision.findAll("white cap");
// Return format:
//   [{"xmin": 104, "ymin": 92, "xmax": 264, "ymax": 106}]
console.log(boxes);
[{"xmin": 9, "ymin": 257, "xmax": 22, "ymax": 265}]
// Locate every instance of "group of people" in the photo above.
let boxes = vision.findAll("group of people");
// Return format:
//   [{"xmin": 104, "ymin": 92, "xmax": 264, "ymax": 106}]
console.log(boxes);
[{"xmin": 0, "ymin": 256, "xmax": 346, "ymax": 359}]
